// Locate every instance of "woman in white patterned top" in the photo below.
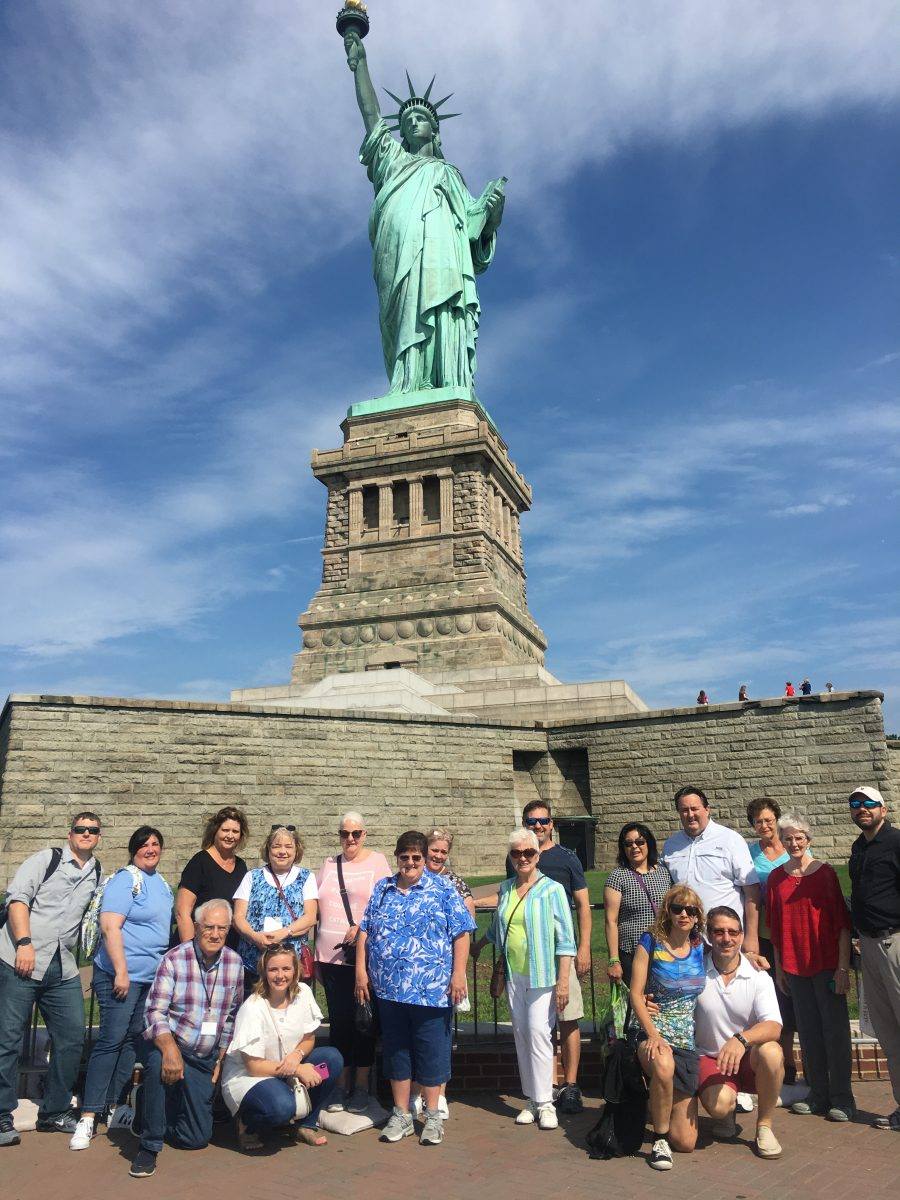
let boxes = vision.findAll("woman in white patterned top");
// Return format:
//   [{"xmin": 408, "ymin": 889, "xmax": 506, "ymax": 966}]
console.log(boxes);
[{"xmin": 604, "ymin": 823, "xmax": 673, "ymax": 985}]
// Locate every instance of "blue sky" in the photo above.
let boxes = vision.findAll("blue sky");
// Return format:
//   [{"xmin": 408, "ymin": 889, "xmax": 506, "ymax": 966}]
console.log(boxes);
[{"xmin": 2, "ymin": 1, "xmax": 899, "ymax": 730}]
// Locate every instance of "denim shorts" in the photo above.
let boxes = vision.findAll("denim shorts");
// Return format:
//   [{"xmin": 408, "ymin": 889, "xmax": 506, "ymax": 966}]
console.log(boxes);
[{"xmin": 376, "ymin": 997, "xmax": 453, "ymax": 1086}]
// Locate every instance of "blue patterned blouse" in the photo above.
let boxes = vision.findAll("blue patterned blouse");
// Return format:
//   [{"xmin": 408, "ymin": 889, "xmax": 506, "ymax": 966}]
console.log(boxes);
[
  {"xmin": 360, "ymin": 871, "xmax": 476, "ymax": 1008},
  {"xmin": 236, "ymin": 866, "xmax": 314, "ymax": 976}
]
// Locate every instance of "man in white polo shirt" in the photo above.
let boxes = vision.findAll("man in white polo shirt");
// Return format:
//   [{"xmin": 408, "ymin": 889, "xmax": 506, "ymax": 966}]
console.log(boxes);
[
  {"xmin": 694, "ymin": 906, "xmax": 784, "ymax": 1159},
  {"xmin": 663, "ymin": 786, "xmax": 763, "ymax": 962}
]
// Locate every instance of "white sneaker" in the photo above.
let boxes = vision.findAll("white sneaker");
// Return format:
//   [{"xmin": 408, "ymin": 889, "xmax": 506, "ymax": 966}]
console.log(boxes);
[
  {"xmin": 69, "ymin": 1117, "xmax": 95, "ymax": 1151},
  {"xmin": 515, "ymin": 1100, "xmax": 536, "ymax": 1125},
  {"xmin": 437, "ymin": 1095, "xmax": 450, "ymax": 1120},
  {"xmin": 649, "ymin": 1136, "xmax": 673, "ymax": 1170},
  {"xmin": 736, "ymin": 1091, "xmax": 755, "ymax": 1112},
  {"xmin": 537, "ymin": 1102, "xmax": 558, "ymax": 1130},
  {"xmin": 409, "ymin": 1094, "xmax": 424, "ymax": 1121}
]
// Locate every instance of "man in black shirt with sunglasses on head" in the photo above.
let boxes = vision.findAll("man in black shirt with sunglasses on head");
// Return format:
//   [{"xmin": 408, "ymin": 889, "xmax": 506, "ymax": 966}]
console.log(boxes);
[{"xmin": 848, "ymin": 785, "xmax": 900, "ymax": 1132}]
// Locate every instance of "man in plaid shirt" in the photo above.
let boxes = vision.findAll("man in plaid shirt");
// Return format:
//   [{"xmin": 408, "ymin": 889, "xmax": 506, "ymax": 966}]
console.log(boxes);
[{"xmin": 129, "ymin": 899, "xmax": 243, "ymax": 1178}]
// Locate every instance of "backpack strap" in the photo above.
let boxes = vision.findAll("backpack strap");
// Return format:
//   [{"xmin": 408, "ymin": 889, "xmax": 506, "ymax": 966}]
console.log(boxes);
[{"xmin": 25, "ymin": 847, "xmax": 63, "ymax": 912}]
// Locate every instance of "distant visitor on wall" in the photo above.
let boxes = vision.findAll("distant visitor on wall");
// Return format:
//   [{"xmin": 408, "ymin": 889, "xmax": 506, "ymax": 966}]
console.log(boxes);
[
  {"xmin": 696, "ymin": 690, "xmax": 709, "ymax": 706},
  {"xmin": 784, "ymin": 682, "xmax": 795, "ymax": 697},
  {"xmin": 738, "ymin": 685, "xmax": 749, "ymax": 702}
]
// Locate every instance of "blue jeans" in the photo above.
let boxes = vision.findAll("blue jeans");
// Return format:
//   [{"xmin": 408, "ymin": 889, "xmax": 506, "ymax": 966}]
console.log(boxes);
[
  {"xmin": 81, "ymin": 966, "xmax": 151, "ymax": 1114},
  {"xmin": 377, "ymin": 998, "xmax": 453, "ymax": 1086},
  {"xmin": 238, "ymin": 1046, "xmax": 344, "ymax": 1132},
  {"xmin": 139, "ymin": 1043, "xmax": 217, "ymax": 1154},
  {"xmin": 0, "ymin": 952, "xmax": 85, "ymax": 1121}
]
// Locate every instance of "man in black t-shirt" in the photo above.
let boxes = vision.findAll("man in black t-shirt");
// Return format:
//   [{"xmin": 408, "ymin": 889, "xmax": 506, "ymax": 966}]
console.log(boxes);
[
  {"xmin": 848, "ymin": 785, "xmax": 900, "ymax": 1131},
  {"xmin": 503, "ymin": 801, "xmax": 592, "ymax": 1114}
]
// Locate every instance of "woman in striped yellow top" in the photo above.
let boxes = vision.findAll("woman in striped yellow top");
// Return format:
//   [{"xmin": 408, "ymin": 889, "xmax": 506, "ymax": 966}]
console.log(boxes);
[{"xmin": 487, "ymin": 828, "xmax": 575, "ymax": 1130}]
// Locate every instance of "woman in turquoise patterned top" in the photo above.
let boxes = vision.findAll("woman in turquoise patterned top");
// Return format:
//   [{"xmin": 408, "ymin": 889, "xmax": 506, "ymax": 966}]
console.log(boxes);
[{"xmin": 630, "ymin": 885, "xmax": 707, "ymax": 1171}]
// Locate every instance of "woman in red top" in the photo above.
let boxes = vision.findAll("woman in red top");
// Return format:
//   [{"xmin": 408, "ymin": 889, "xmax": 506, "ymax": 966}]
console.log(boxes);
[{"xmin": 767, "ymin": 811, "xmax": 854, "ymax": 1121}]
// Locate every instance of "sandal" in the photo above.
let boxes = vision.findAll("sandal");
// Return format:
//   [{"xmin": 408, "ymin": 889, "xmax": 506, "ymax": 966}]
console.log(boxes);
[
  {"xmin": 293, "ymin": 1125, "xmax": 327, "ymax": 1147},
  {"xmin": 235, "ymin": 1117, "xmax": 263, "ymax": 1152}
]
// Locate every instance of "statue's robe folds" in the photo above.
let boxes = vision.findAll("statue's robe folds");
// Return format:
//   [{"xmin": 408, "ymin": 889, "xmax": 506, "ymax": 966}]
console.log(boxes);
[{"xmin": 360, "ymin": 119, "xmax": 496, "ymax": 394}]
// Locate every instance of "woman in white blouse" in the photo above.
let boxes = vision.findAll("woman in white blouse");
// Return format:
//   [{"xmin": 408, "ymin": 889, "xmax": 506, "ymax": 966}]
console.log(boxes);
[{"xmin": 222, "ymin": 946, "xmax": 343, "ymax": 1150}]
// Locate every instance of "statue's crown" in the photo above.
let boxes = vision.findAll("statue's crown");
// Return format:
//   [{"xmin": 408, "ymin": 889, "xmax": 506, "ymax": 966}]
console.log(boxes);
[{"xmin": 384, "ymin": 72, "xmax": 461, "ymax": 133}]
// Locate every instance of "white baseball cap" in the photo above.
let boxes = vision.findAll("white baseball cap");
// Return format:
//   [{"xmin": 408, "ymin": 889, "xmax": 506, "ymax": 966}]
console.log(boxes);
[{"xmin": 849, "ymin": 786, "xmax": 885, "ymax": 806}]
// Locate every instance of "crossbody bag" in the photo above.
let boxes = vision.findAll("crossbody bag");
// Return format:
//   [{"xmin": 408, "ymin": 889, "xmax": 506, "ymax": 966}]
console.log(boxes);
[
  {"xmin": 271, "ymin": 872, "xmax": 315, "ymax": 980},
  {"xmin": 490, "ymin": 884, "xmax": 532, "ymax": 999}
]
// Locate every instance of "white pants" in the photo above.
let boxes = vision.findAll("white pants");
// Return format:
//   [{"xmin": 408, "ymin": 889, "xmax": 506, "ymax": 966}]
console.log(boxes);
[{"xmin": 507, "ymin": 972, "xmax": 557, "ymax": 1105}]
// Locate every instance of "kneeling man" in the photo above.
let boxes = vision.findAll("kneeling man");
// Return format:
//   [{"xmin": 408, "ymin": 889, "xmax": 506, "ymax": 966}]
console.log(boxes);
[
  {"xmin": 129, "ymin": 900, "xmax": 243, "ymax": 1179},
  {"xmin": 694, "ymin": 906, "xmax": 784, "ymax": 1158}
]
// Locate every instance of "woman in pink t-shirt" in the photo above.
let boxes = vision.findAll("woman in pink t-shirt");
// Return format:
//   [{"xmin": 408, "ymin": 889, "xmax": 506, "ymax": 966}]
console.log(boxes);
[{"xmin": 315, "ymin": 811, "xmax": 391, "ymax": 1114}]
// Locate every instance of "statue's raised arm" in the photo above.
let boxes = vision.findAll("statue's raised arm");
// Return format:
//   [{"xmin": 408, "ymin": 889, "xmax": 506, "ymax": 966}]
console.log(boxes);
[
  {"xmin": 338, "ymin": 12, "xmax": 507, "ymax": 404},
  {"xmin": 345, "ymin": 31, "xmax": 380, "ymax": 135}
]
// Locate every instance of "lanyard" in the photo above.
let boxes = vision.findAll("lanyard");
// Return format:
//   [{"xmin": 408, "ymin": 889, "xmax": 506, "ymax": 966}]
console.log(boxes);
[{"xmin": 193, "ymin": 943, "xmax": 221, "ymax": 1015}]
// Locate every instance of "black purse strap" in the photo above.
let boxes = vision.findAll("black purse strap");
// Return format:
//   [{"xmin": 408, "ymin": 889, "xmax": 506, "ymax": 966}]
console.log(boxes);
[
  {"xmin": 336, "ymin": 855, "xmax": 355, "ymax": 926},
  {"xmin": 630, "ymin": 867, "xmax": 658, "ymax": 915},
  {"xmin": 499, "ymin": 883, "xmax": 532, "ymax": 955}
]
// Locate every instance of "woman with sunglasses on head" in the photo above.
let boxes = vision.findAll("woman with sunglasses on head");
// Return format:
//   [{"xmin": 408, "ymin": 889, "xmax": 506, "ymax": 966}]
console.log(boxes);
[
  {"xmin": 355, "ymin": 831, "xmax": 475, "ymax": 1147},
  {"xmin": 604, "ymin": 823, "xmax": 673, "ymax": 986},
  {"xmin": 486, "ymin": 827, "xmax": 575, "ymax": 1131},
  {"xmin": 315, "ymin": 812, "xmax": 391, "ymax": 1114},
  {"xmin": 766, "ymin": 811, "xmax": 854, "ymax": 1122},
  {"xmin": 630, "ymin": 884, "xmax": 707, "ymax": 1171},
  {"xmin": 232, "ymin": 826, "xmax": 318, "ymax": 992}
]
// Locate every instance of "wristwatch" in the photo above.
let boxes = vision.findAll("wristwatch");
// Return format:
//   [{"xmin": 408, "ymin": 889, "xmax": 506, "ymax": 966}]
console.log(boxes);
[
  {"xmin": 733, "ymin": 1032, "xmax": 749, "ymax": 1050},
  {"xmin": 14, "ymin": 937, "xmax": 32, "ymax": 948}
]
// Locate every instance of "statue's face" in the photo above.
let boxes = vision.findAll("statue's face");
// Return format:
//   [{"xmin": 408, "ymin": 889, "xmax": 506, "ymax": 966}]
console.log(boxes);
[{"xmin": 401, "ymin": 109, "xmax": 434, "ymax": 151}]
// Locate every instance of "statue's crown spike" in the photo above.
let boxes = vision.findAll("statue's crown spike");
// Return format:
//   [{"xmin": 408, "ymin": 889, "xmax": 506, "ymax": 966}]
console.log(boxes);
[
  {"xmin": 432, "ymin": 93, "xmax": 454, "ymax": 111},
  {"xmin": 423, "ymin": 75, "xmax": 436, "ymax": 101},
  {"xmin": 385, "ymin": 74, "xmax": 461, "ymax": 129},
  {"xmin": 406, "ymin": 70, "xmax": 416, "ymax": 98}
]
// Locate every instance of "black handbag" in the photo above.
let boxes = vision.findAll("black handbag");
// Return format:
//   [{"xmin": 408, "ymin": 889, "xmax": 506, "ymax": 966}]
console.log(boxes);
[
  {"xmin": 335, "ymin": 855, "xmax": 357, "ymax": 966},
  {"xmin": 586, "ymin": 1002, "xmax": 648, "ymax": 1159},
  {"xmin": 354, "ymin": 998, "xmax": 374, "ymax": 1035}
]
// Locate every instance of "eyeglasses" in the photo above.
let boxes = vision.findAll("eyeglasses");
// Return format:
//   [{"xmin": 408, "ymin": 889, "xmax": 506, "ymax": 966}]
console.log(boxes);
[
  {"xmin": 510, "ymin": 848, "xmax": 537, "ymax": 860},
  {"xmin": 339, "ymin": 829, "xmax": 364, "ymax": 840},
  {"xmin": 623, "ymin": 838, "xmax": 646, "ymax": 849},
  {"xmin": 710, "ymin": 927, "xmax": 741, "ymax": 938},
  {"xmin": 849, "ymin": 797, "xmax": 882, "ymax": 810},
  {"xmin": 670, "ymin": 903, "xmax": 699, "ymax": 917},
  {"xmin": 397, "ymin": 854, "xmax": 424, "ymax": 864},
  {"xmin": 270, "ymin": 824, "xmax": 297, "ymax": 832},
  {"xmin": 71, "ymin": 825, "xmax": 101, "ymax": 836},
  {"xmin": 524, "ymin": 816, "xmax": 551, "ymax": 827}
]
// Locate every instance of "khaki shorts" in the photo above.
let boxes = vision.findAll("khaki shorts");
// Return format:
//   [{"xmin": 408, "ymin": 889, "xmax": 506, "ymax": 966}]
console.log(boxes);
[{"xmin": 559, "ymin": 957, "xmax": 584, "ymax": 1022}]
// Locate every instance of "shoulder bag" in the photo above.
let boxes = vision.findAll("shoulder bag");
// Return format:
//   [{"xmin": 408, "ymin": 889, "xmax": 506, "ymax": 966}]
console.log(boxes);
[
  {"xmin": 262, "ymin": 1002, "xmax": 311, "ymax": 1121},
  {"xmin": 490, "ymin": 884, "xmax": 532, "ymax": 999},
  {"xmin": 272, "ymin": 871, "xmax": 314, "ymax": 980},
  {"xmin": 334, "ymin": 856, "xmax": 357, "ymax": 966},
  {"xmin": 630, "ymin": 868, "xmax": 659, "ymax": 915}
]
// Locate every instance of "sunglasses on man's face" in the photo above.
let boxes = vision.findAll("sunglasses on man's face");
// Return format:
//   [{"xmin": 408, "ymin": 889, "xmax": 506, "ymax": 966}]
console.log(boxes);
[
  {"xmin": 270, "ymin": 824, "xmax": 297, "ymax": 832},
  {"xmin": 849, "ymin": 798, "xmax": 882, "ymax": 810},
  {"xmin": 524, "ymin": 816, "xmax": 551, "ymax": 827},
  {"xmin": 71, "ymin": 825, "xmax": 101, "ymax": 836},
  {"xmin": 510, "ymin": 848, "xmax": 537, "ymax": 860},
  {"xmin": 339, "ymin": 829, "xmax": 364, "ymax": 839},
  {"xmin": 670, "ymin": 903, "xmax": 698, "ymax": 917}
]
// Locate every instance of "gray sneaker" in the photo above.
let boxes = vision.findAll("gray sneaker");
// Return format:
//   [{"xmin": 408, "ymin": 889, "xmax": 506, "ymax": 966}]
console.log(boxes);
[
  {"xmin": 0, "ymin": 1115, "xmax": 21, "ymax": 1147},
  {"xmin": 419, "ymin": 1108, "xmax": 444, "ymax": 1146},
  {"xmin": 345, "ymin": 1087, "xmax": 370, "ymax": 1114},
  {"xmin": 324, "ymin": 1088, "xmax": 346, "ymax": 1114},
  {"xmin": 380, "ymin": 1107, "xmax": 415, "ymax": 1143}
]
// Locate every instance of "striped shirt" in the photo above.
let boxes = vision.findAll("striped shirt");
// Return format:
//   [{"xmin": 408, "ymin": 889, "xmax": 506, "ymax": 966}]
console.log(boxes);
[
  {"xmin": 488, "ymin": 874, "xmax": 576, "ymax": 989},
  {"xmin": 144, "ymin": 940, "xmax": 244, "ymax": 1058}
]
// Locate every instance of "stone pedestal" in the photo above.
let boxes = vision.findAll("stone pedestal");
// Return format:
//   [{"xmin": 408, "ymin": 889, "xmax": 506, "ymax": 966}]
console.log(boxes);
[{"xmin": 291, "ymin": 397, "xmax": 547, "ymax": 683}]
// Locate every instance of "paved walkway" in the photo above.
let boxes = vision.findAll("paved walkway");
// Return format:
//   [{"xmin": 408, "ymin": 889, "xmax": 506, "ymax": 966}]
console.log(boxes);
[{"xmin": 4, "ymin": 1083, "xmax": 897, "ymax": 1200}]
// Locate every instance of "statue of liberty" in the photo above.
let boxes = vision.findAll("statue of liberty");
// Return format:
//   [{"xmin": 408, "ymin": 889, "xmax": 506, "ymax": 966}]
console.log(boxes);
[{"xmin": 343, "ymin": 25, "xmax": 507, "ymax": 401}]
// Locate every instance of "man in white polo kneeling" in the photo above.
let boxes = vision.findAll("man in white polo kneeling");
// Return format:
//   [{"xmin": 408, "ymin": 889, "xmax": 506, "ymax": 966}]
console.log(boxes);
[{"xmin": 694, "ymin": 905, "xmax": 785, "ymax": 1159}]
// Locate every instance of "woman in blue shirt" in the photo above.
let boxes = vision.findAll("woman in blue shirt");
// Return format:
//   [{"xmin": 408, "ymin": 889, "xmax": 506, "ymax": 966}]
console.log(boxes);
[
  {"xmin": 70, "ymin": 826, "xmax": 173, "ymax": 1151},
  {"xmin": 355, "ymin": 830, "xmax": 475, "ymax": 1148},
  {"xmin": 630, "ymin": 885, "xmax": 706, "ymax": 1172}
]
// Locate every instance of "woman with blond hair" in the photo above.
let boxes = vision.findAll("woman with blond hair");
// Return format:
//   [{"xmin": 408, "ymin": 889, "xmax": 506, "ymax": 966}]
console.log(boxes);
[
  {"xmin": 232, "ymin": 825, "xmax": 318, "ymax": 988},
  {"xmin": 630, "ymin": 884, "xmax": 706, "ymax": 1171},
  {"xmin": 222, "ymin": 946, "xmax": 343, "ymax": 1150}
]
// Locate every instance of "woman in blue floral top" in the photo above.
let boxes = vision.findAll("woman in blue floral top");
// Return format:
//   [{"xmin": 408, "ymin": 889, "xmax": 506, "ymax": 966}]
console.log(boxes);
[
  {"xmin": 232, "ymin": 826, "xmax": 318, "ymax": 986},
  {"xmin": 630, "ymin": 884, "xmax": 706, "ymax": 1172},
  {"xmin": 356, "ymin": 830, "xmax": 475, "ymax": 1148}
]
